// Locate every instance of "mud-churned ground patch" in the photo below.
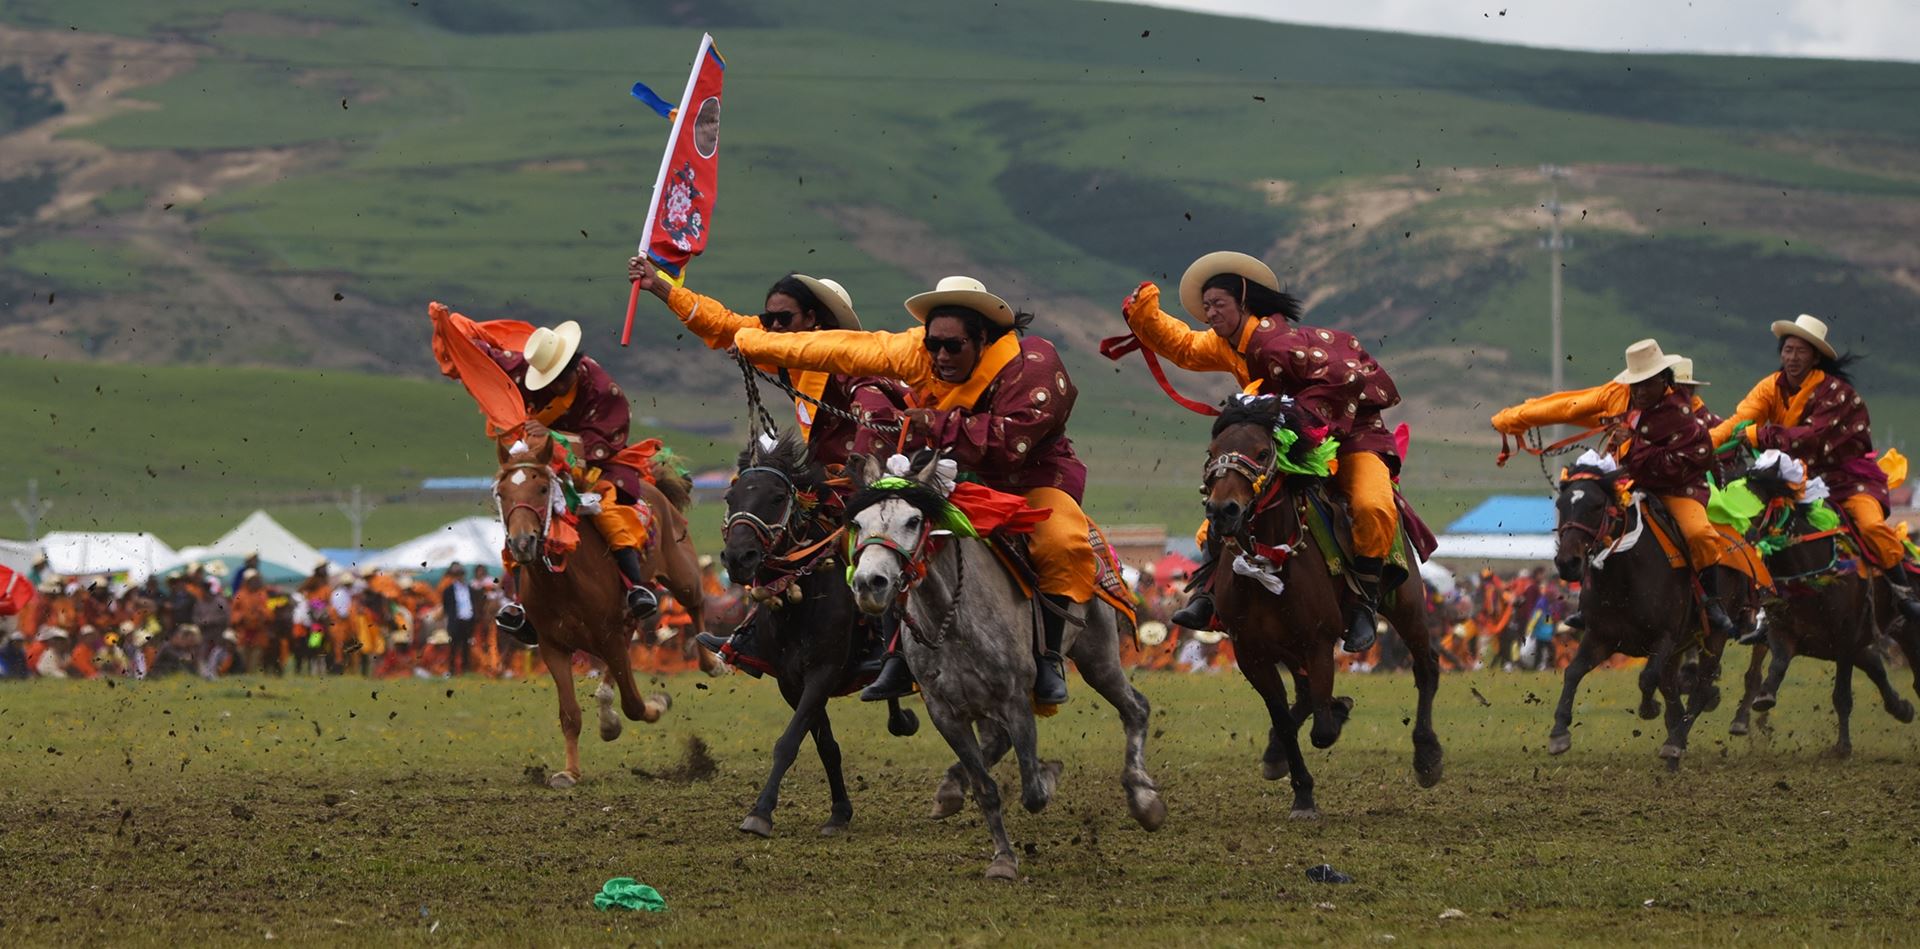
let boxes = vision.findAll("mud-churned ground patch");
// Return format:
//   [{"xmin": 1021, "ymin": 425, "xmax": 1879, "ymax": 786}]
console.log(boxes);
[{"xmin": 2, "ymin": 668, "xmax": 1917, "ymax": 946}]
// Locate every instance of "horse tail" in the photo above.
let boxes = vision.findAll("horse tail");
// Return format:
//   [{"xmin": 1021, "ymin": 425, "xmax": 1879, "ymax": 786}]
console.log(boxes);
[{"xmin": 648, "ymin": 447, "xmax": 694, "ymax": 512}]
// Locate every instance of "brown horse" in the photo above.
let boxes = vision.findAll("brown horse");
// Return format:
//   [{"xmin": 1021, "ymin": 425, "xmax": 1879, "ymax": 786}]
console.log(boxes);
[
  {"xmin": 1546, "ymin": 462, "xmax": 1752, "ymax": 769},
  {"xmin": 1202, "ymin": 397, "xmax": 1443, "ymax": 818},
  {"xmin": 1724, "ymin": 470, "xmax": 1914, "ymax": 755},
  {"xmin": 494, "ymin": 424, "xmax": 703, "ymax": 788}
]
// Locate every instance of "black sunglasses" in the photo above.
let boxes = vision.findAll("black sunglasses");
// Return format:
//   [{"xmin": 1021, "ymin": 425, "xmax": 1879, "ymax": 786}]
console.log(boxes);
[
  {"xmin": 759, "ymin": 310, "xmax": 800, "ymax": 329},
  {"xmin": 923, "ymin": 336, "xmax": 969, "ymax": 355}
]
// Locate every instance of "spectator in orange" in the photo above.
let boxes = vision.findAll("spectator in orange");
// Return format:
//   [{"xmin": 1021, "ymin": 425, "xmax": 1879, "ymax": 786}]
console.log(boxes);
[{"xmin": 231, "ymin": 572, "xmax": 272, "ymax": 673}]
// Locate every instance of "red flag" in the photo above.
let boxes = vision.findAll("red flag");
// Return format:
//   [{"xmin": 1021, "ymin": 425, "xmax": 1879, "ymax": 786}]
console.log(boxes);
[
  {"xmin": 428, "ymin": 301, "xmax": 530, "ymax": 439},
  {"xmin": 624, "ymin": 34, "xmax": 726, "ymax": 345},
  {"xmin": 0, "ymin": 566, "xmax": 32, "ymax": 617}
]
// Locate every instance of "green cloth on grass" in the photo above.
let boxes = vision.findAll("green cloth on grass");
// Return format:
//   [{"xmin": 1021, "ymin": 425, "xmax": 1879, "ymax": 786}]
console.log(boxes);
[{"xmin": 593, "ymin": 878, "xmax": 666, "ymax": 913}]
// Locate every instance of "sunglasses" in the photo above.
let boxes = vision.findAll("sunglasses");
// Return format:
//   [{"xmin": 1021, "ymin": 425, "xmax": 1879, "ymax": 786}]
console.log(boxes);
[
  {"xmin": 923, "ymin": 336, "xmax": 969, "ymax": 356},
  {"xmin": 759, "ymin": 310, "xmax": 801, "ymax": 329}
]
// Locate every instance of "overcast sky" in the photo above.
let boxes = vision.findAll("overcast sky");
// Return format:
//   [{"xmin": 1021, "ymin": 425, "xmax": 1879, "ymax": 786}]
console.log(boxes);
[{"xmin": 1124, "ymin": 0, "xmax": 1920, "ymax": 62}]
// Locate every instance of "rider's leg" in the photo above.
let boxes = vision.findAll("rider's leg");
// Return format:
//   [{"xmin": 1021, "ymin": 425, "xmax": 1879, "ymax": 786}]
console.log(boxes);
[
  {"xmin": 1025, "ymin": 487, "xmax": 1093, "ymax": 705},
  {"xmin": 590, "ymin": 491, "xmax": 660, "ymax": 621},
  {"xmin": 1842, "ymin": 494, "xmax": 1920, "ymax": 621},
  {"xmin": 1170, "ymin": 520, "xmax": 1220, "ymax": 630},
  {"xmin": 859, "ymin": 610, "xmax": 913, "ymax": 701},
  {"xmin": 495, "ymin": 567, "xmax": 538, "ymax": 646},
  {"xmin": 1663, "ymin": 495, "xmax": 1738, "ymax": 637},
  {"xmin": 1334, "ymin": 451, "xmax": 1399, "ymax": 653}
]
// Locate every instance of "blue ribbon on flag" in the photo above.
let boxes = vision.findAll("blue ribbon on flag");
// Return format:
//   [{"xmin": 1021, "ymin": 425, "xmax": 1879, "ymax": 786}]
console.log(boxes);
[{"xmin": 629, "ymin": 81, "xmax": 674, "ymax": 119}]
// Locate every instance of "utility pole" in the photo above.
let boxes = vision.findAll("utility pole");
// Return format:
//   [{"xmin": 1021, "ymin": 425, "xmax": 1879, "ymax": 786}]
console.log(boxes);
[
  {"xmin": 10, "ymin": 479, "xmax": 52, "ymax": 541},
  {"xmin": 337, "ymin": 485, "xmax": 375, "ymax": 552},
  {"xmin": 1540, "ymin": 164, "xmax": 1570, "ymax": 396}
]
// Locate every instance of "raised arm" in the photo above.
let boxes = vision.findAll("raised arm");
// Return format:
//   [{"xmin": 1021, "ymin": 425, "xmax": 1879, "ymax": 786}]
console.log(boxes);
[
  {"xmin": 1121, "ymin": 282, "xmax": 1244, "ymax": 375},
  {"xmin": 1490, "ymin": 382, "xmax": 1629, "ymax": 436},
  {"xmin": 735, "ymin": 326, "xmax": 932, "ymax": 386},
  {"xmin": 1709, "ymin": 376, "xmax": 1779, "ymax": 447}
]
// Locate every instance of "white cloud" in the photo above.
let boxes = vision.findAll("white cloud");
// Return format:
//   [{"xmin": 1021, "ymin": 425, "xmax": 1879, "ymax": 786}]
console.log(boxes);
[{"xmin": 1115, "ymin": 0, "xmax": 1920, "ymax": 62}]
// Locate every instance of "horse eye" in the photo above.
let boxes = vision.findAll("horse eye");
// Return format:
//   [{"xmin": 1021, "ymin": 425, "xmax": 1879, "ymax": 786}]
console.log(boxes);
[
  {"xmin": 1257, "ymin": 449, "xmax": 1271, "ymax": 461},
  {"xmin": 905, "ymin": 515, "xmax": 923, "ymax": 531}
]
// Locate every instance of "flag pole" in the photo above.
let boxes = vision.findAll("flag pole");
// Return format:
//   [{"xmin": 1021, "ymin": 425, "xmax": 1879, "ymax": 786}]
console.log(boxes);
[{"xmin": 622, "ymin": 33, "xmax": 715, "ymax": 347}]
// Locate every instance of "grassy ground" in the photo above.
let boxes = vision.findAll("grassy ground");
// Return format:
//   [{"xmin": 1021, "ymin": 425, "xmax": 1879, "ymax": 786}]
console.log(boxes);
[{"xmin": 2, "ymin": 666, "xmax": 1916, "ymax": 945}]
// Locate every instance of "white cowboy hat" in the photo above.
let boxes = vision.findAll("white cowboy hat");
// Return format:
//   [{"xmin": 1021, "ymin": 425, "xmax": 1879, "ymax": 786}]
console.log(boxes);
[
  {"xmin": 697, "ymin": 554, "xmax": 715, "ymax": 569},
  {"xmin": 905, "ymin": 275, "xmax": 1016, "ymax": 328},
  {"xmin": 1672, "ymin": 357, "xmax": 1709, "ymax": 387},
  {"xmin": 1612, "ymin": 338, "xmax": 1686, "ymax": 385},
  {"xmin": 35, "ymin": 627, "xmax": 69, "ymax": 642},
  {"xmin": 1136, "ymin": 620, "xmax": 1170, "ymax": 647},
  {"xmin": 1191, "ymin": 628, "xmax": 1227, "ymax": 645},
  {"xmin": 1180, "ymin": 251, "xmax": 1280, "ymax": 322},
  {"xmin": 791, "ymin": 275, "xmax": 862, "ymax": 330},
  {"xmin": 1771, "ymin": 313, "xmax": 1837, "ymax": 360},
  {"xmin": 522, "ymin": 320, "xmax": 584, "ymax": 391},
  {"xmin": 426, "ymin": 630, "xmax": 452, "ymax": 646}
]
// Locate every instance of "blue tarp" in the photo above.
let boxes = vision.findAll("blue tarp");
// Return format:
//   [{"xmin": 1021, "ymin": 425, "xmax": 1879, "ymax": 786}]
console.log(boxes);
[{"xmin": 1446, "ymin": 496, "xmax": 1556, "ymax": 534}]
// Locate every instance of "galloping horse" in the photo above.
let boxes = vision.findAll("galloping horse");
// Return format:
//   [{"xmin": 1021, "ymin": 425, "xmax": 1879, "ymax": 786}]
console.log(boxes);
[
  {"xmin": 721, "ymin": 429, "xmax": 918, "ymax": 838},
  {"xmin": 493, "ymin": 423, "xmax": 699, "ymax": 788},
  {"xmin": 1726, "ymin": 466, "xmax": 1913, "ymax": 755},
  {"xmin": 844, "ymin": 453, "xmax": 1165, "ymax": 881},
  {"xmin": 1201, "ymin": 397, "xmax": 1443, "ymax": 815},
  {"xmin": 1547, "ymin": 461, "xmax": 1750, "ymax": 769}
]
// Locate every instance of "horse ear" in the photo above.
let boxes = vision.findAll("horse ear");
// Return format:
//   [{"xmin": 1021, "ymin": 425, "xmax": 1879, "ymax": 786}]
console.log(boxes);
[
  {"xmin": 911, "ymin": 450, "xmax": 943, "ymax": 486},
  {"xmin": 847, "ymin": 453, "xmax": 881, "ymax": 487}
]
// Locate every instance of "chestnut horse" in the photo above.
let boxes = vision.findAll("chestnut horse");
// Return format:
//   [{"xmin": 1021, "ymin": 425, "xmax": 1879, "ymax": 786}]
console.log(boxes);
[
  {"xmin": 1201, "ymin": 397, "xmax": 1443, "ymax": 818},
  {"xmin": 494, "ymin": 424, "xmax": 702, "ymax": 788}
]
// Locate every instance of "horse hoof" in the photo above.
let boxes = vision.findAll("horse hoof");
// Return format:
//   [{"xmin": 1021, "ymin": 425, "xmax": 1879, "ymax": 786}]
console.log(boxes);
[
  {"xmin": 929, "ymin": 785, "xmax": 965, "ymax": 820},
  {"xmin": 819, "ymin": 820, "xmax": 849, "ymax": 838},
  {"xmin": 642, "ymin": 693, "xmax": 672, "ymax": 723},
  {"xmin": 1821, "ymin": 744, "xmax": 1853, "ymax": 761},
  {"xmin": 598, "ymin": 721, "xmax": 623, "ymax": 742},
  {"xmin": 738, "ymin": 814, "xmax": 773, "ymax": 838},
  {"xmin": 1638, "ymin": 701, "xmax": 1662, "ymax": 721},
  {"xmin": 1729, "ymin": 720, "xmax": 1749, "ymax": 737},
  {"xmin": 1262, "ymin": 758, "xmax": 1286, "ymax": 781},
  {"xmin": 1289, "ymin": 807, "xmax": 1322, "ymax": 821},
  {"xmin": 1751, "ymin": 693, "xmax": 1777, "ymax": 713},
  {"xmin": 984, "ymin": 854, "xmax": 1019, "ymax": 881},
  {"xmin": 1547, "ymin": 733, "xmax": 1572, "ymax": 756},
  {"xmin": 1128, "ymin": 788, "xmax": 1167, "ymax": 832},
  {"xmin": 1659, "ymin": 743, "xmax": 1682, "ymax": 760},
  {"xmin": 1890, "ymin": 701, "xmax": 1916, "ymax": 724},
  {"xmin": 1701, "ymin": 686, "xmax": 1723, "ymax": 714},
  {"xmin": 547, "ymin": 771, "xmax": 578, "ymax": 790}
]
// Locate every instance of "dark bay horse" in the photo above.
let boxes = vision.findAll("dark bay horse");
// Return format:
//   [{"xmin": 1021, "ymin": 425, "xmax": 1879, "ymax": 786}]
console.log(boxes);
[
  {"xmin": 722, "ymin": 429, "xmax": 918, "ymax": 838},
  {"xmin": 845, "ymin": 453, "xmax": 1165, "ymax": 880},
  {"xmin": 495, "ymin": 424, "xmax": 700, "ymax": 788},
  {"xmin": 1202, "ymin": 398, "xmax": 1442, "ymax": 817},
  {"xmin": 1547, "ymin": 462, "xmax": 1751, "ymax": 769},
  {"xmin": 1725, "ymin": 470, "xmax": 1914, "ymax": 755}
]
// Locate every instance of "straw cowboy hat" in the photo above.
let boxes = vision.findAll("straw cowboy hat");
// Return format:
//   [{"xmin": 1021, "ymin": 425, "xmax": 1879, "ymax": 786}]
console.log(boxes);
[
  {"xmin": 1771, "ymin": 313, "xmax": 1837, "ymax": 360},
  {"xmin": 1612, "ymin": 339, "xmax": 1686, "ymax": 385},
  {"xmin": 426, "ymin": 630, "xmax": 452, "ymax": 646},
  {"xmin": 1180, "ymin": 251, "xmax": 1280, "ymax": 321},
  {"xmin": 522, "ymin": 320, "xmax": 584, "ymax": 391},
  {"xmin": 791, "ymin": 275, "xmax": 862, "ymax": 330},
  {"xmin": 1136, "ymin": 620, "xmax": 1170, "ymax": 648},
  {"xmin": 1672, "ymin": 357, "xmax": 1709, "ymax": 387},
  {"xmin": 35, "ymin": 627, "xmax": 69, "ymax": 643},
  {"xmin": 1191, "ymin": 628, "xmax": 1227, "ymax": 645},
  {"xmin": 905, "ymin": 276, "xmax": 1016, "ymax": 327}
]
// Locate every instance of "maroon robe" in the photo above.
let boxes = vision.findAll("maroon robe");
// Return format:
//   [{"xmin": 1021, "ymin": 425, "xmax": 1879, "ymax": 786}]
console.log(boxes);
[
  {"xmin": 482, "ymin": 346, "xmax": 645, "ymax": 499},
  {"xmin": 1241, "ymin": 321, "xmax": 1402, "ymax": 472},
  {"xmin": 1621, "ymin": 388, "xmax": 1714, "ymax": 504},
  {"xmin": 919, "ymin": 337, "xmax": 1088, "ymax": 502}
]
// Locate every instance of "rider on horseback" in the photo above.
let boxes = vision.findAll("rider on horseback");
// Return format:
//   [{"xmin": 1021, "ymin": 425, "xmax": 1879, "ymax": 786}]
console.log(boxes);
[
  {"xmin": 734, "ymin": 276, "xmax": 1089, "ymax": 706},
  {"xmin": 1493, "ymin": 339, "xmax": 1741, "ymax": 639},
  {"xmin": 471, "ymin": 320, "xmax": 660, "ymax": 640},
  {"xmin": 1121, "ymin": 252, "xmax": 1402, "ymax": 652},
  {"xmin": 1708, "ymin": 315, "xmax": 1920, "ymax": 623},
  {"xmin": 628, "ymin": 259, "xmax": 906, "ymax": 671}
]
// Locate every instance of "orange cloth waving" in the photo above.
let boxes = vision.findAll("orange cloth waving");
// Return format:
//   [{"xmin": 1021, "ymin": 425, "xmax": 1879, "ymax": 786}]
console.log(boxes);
[{"xmin": 428, "ymin": 301, "xmax": 532, "ymax": 437}]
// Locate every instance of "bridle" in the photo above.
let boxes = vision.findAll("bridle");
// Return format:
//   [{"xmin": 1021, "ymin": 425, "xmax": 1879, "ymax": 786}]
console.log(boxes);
[
  {"xmin": 1555, "ymin": 470, "xmax": 1623, "ymax": 562},
  {"xmin": 726, "ymin": 465, "xmax": 800, "ymax": 549},
  {"xmin": 1203, "ymin": 425, "xmax": 1299, "ymax": 570},
  {"xmin": 496, "ymin": 459, "xmax": 563, "ymax": 571},
  {"xmin": 848, "ymin": 499, "xmax": 955, "ymax": 647}
]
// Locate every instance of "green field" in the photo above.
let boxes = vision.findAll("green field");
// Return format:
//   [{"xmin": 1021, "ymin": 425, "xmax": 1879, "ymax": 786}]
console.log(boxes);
[{"xmin": 1, "ymin": 667, "xmax": 1916, "ymax": 945}]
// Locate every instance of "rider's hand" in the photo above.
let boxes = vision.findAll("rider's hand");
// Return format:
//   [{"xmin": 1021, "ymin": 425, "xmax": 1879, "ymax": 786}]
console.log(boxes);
[
  {"xmin": 1122, "ymin": 281, "xmax": 1157, "ymax": 319},
  {"xmin": 902, "ymin": 408, "xmax": 937, "ymax": 437},
  {"xmin": 627, "ymin": 256, "xmax": 649, "ymax": 285}
]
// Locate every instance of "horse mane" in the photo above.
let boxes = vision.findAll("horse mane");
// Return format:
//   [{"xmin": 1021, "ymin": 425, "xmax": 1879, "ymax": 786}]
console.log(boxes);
[
  {"xmin": 737, "ymin": 428, "xmax": 821, "ymax": 491},
  {"xmin": 844, "ymin": 477, "xmax": 951, "ymax": 526},
  {"xmin": 648, "ymin": 448, "xmax": 694, "ymax": 511},
  {"xmin": 1211, "ymin": 395, "xmax": 1288, "ymax": 437},
  {"xmin": 1561, "ymin": 462, "xmax": 1626, "ymax": 490},
  {"xmin": 1742, "ymin": 464, "xmax": 1798, "ymax": 504}
]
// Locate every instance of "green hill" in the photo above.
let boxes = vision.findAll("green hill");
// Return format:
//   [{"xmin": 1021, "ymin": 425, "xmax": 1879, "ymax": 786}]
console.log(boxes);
[{"xmin": 3, "ymin": 0, "xmax": 1918, "ymax": 547}]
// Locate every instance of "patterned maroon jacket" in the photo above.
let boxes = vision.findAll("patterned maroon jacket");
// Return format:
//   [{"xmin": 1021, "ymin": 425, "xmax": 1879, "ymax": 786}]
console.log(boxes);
[
  {"xmin": 481, "ymin": 345, "xmax": 644, "ymax": 498},
  {"xmin": 1619, "ymin": 387, "xmax": 1714, "ymax": 504},
  {"xmin": 920, "ymin": 337, "xmax": 1088, "ymax": 502}
]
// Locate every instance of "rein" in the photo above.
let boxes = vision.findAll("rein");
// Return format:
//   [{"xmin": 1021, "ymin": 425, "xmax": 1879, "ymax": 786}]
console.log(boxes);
[
  {"xmin": 734, "ymin": 349, "xmax": 903, "ymax": 438},
  {"xmin": 849, "ymin": 510, "xmax": 958, "ymax": 648},
  {"xmin": 496, "ymin": 459, "xmax": 563, "ymax": 572},
  {"xmin": 1100, "ymin": 333, "xmax": 1222, "ymax": 417},
  {"xmin": 1502, "ymin": 424, "xmax": 1616, "ymax": 490}
]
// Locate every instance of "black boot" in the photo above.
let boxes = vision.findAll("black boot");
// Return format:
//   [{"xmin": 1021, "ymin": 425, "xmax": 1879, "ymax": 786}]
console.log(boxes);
[
  {"xmin": 1170, "ymin": 552, "xmax": 1218, "ymax": 630},
  {"xmin": 1344, "ymin": 557, "xmax": 1384, "ymax": 653},
  {"xmin": 1700, "ymin": 571, "xmax": 1738, "ymax": 639},
  {"xmin": 1888, "ymin": 568, "xmax": 1920, "ymax": 623},
  {"xmin": 496, "ymin": 603, "xmax": 537, "ymax": 646},
  {"xmin": 1034, "ymin": 594, "xmax": 1072, "ymax": 706},
  {"xmin": 1563, "ymin": 611, "xmax": 1585, "ymax": 631},
  {"xmin": 1736, "ymin": 607, "xmax": 1769, "ymax": 646},
  {"xmin": 612, "ymin": 548, "xmax": 659, "ymax": 622},
  {"xmin": 860, "ymin": 612, "xmax": 915, "ymax": 702},
  {"xmin": 858, "ymin": 615, "xmax": 891, "ymax": 675},
  {"xmin": 696, "ymin": 625, "xmax": 766, "ymax": 678}
]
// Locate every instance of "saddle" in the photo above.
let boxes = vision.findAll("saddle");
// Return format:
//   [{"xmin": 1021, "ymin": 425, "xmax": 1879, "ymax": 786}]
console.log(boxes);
[
  {"xmin": 984, "ymin": 523, "xmax": 1137, "ymax": 628},
  {"xmin": 1296, "ymin": 482, "xmax": 1438, "ymax": 593},
  {"xmin": 1600, "ymin": 494, "xmax": 1773, "ymax": 587}
]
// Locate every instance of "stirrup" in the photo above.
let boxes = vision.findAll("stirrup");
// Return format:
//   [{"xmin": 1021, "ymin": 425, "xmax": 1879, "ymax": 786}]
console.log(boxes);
[
  {"xmin": 1342, "ymin": 605, "xmax": 1378, "ymax": 653},
  {"xmin": 860, "ymin": 655, "xmax": 915, "ymax": 702},
  {"xmin": 1170, "ymin": 592, "xmax": 1216, "ymax": 630},
  {"xmin": 626, "ymin": 585, "xmax": 659, "ymax": 622},
  {"xmin": 496, "ymin": 604, "xmax": 537, "ymax": 646}
]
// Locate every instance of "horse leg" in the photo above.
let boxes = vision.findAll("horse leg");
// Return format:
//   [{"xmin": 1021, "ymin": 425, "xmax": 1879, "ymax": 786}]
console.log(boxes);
[
  {"xmin": 1385, "ymin": 584, "xmax": 1445, "ymax": 786},
  {"xmin": 1070, "ymin": 634, "xmax": 1166, "ymax": 831},
  {"xmin": 1236, "ymin": 652, "xmax": 1316, "ymax": 818},
  {"xmin": 1305, "ymin": 644, "xmax": 1350, "ymax": 750},
  {"xmin": 741, "ymin": 676, "xmax": 831, "ymax": 838},
  {"xmin": 1657, "ymin": 647, "xmax": 1693, "ymax": 771},
  {"xmin": 1855, "ymin": 644, "xmax": 1916, "ymax": 723},
  {"xmin": 539, "ymin": 641, "xmax": 584, "ymax": 789},
  {"xmin": 1635, "ymin": 640, "xmax": 1668, "ymax": 721},
  {"xmin": 930, "ymin": 725, "xmax": 1013, "ymax": 820},
  {"xmin": 600, "ymin": 639, "xmax": 669, "ymax": 726},
  {"xmin": 1827, "ymin": 648, "xmax": 1857, "ymax": 760},
  {"xmin": 1751, "ymin": 638, "xmax": 1795, "ymax": 713},
  {"xmin": 1730, "ymin": 643, "xmax": 1767, "ymax": 735},
  {"xmin": 924, "ymin": 702, "xmax": 1019, "ymax": 880},
  {"xmin": 1002, "ymin": 708, "xmax": 1060, "ymax": 816},
  {"xmin": 812, "ymin": 711, "xmax": 854, "ymax": 836},
  {"xmin": 1549, "ymin": 635, "xmax": 1610, "ymax": 755}
]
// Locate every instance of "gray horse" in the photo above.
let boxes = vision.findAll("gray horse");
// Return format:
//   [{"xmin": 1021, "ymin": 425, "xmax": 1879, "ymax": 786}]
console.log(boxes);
[{"xmin": 844, "ymin": 454, "xmax": 1166, "ymax": 880}]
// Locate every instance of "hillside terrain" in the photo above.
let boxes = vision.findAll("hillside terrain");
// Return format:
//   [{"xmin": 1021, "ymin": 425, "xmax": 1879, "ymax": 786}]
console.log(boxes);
[{"xmin": 3, "ymin": 0, "xmax": 1918, "ymax": 545}]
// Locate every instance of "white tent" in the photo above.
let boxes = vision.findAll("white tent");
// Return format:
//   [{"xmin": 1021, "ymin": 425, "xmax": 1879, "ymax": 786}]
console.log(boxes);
[
  {"xmin": 1429, "ymin": 533, "xmax": 1557, "ymax": 562},
  {"xmin": 364, "ymin": 517, "xmax": 504, "ymax": 573},
  {"xmin": 207, "ymin": 510, "xmax": 328, "ymax": 571},
  {"xmin": 0, "ymin": 537, "xmax": 34, "ymax": 573},
  {"xmin": 37, "ymin": 531, "xmax": 177, "ymax": 582}
]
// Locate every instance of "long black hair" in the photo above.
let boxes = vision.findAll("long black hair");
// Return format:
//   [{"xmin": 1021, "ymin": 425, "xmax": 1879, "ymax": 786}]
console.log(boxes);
[
  {"xmin": 1777, "ymin": 335, "xmax": 1862, "ymax": 385},
  {"xmin": 924, "ymin": 304, "xmax": 1035, "ymax": 345},
  {"xmin": 1201, "ymin": 274, "xmax": 1303, "ymax": 322},
  {"xmin": 765, "ymin": 273, "xmax": 837, "ymax": 328}
]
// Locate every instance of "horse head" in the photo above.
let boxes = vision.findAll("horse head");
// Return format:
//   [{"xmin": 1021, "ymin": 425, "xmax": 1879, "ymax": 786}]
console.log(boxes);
[
  {"xmin": 1202, "ymin": 395, "xmax": 1318, "ymax": 540},
  {"xmin": 1554, "ymin": 461, "xmax": 1626, "ymax": 582},
  {"xmin": 843, "ymin": 452, "xmax": 949, "ymax": 616},
  {"xmin": 495, "ymin": 423, "xmax": 559, "ymax": 568},
  {"xmin": 724, "ymin": 429, "xmax": 818, "ymax": 581}
]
